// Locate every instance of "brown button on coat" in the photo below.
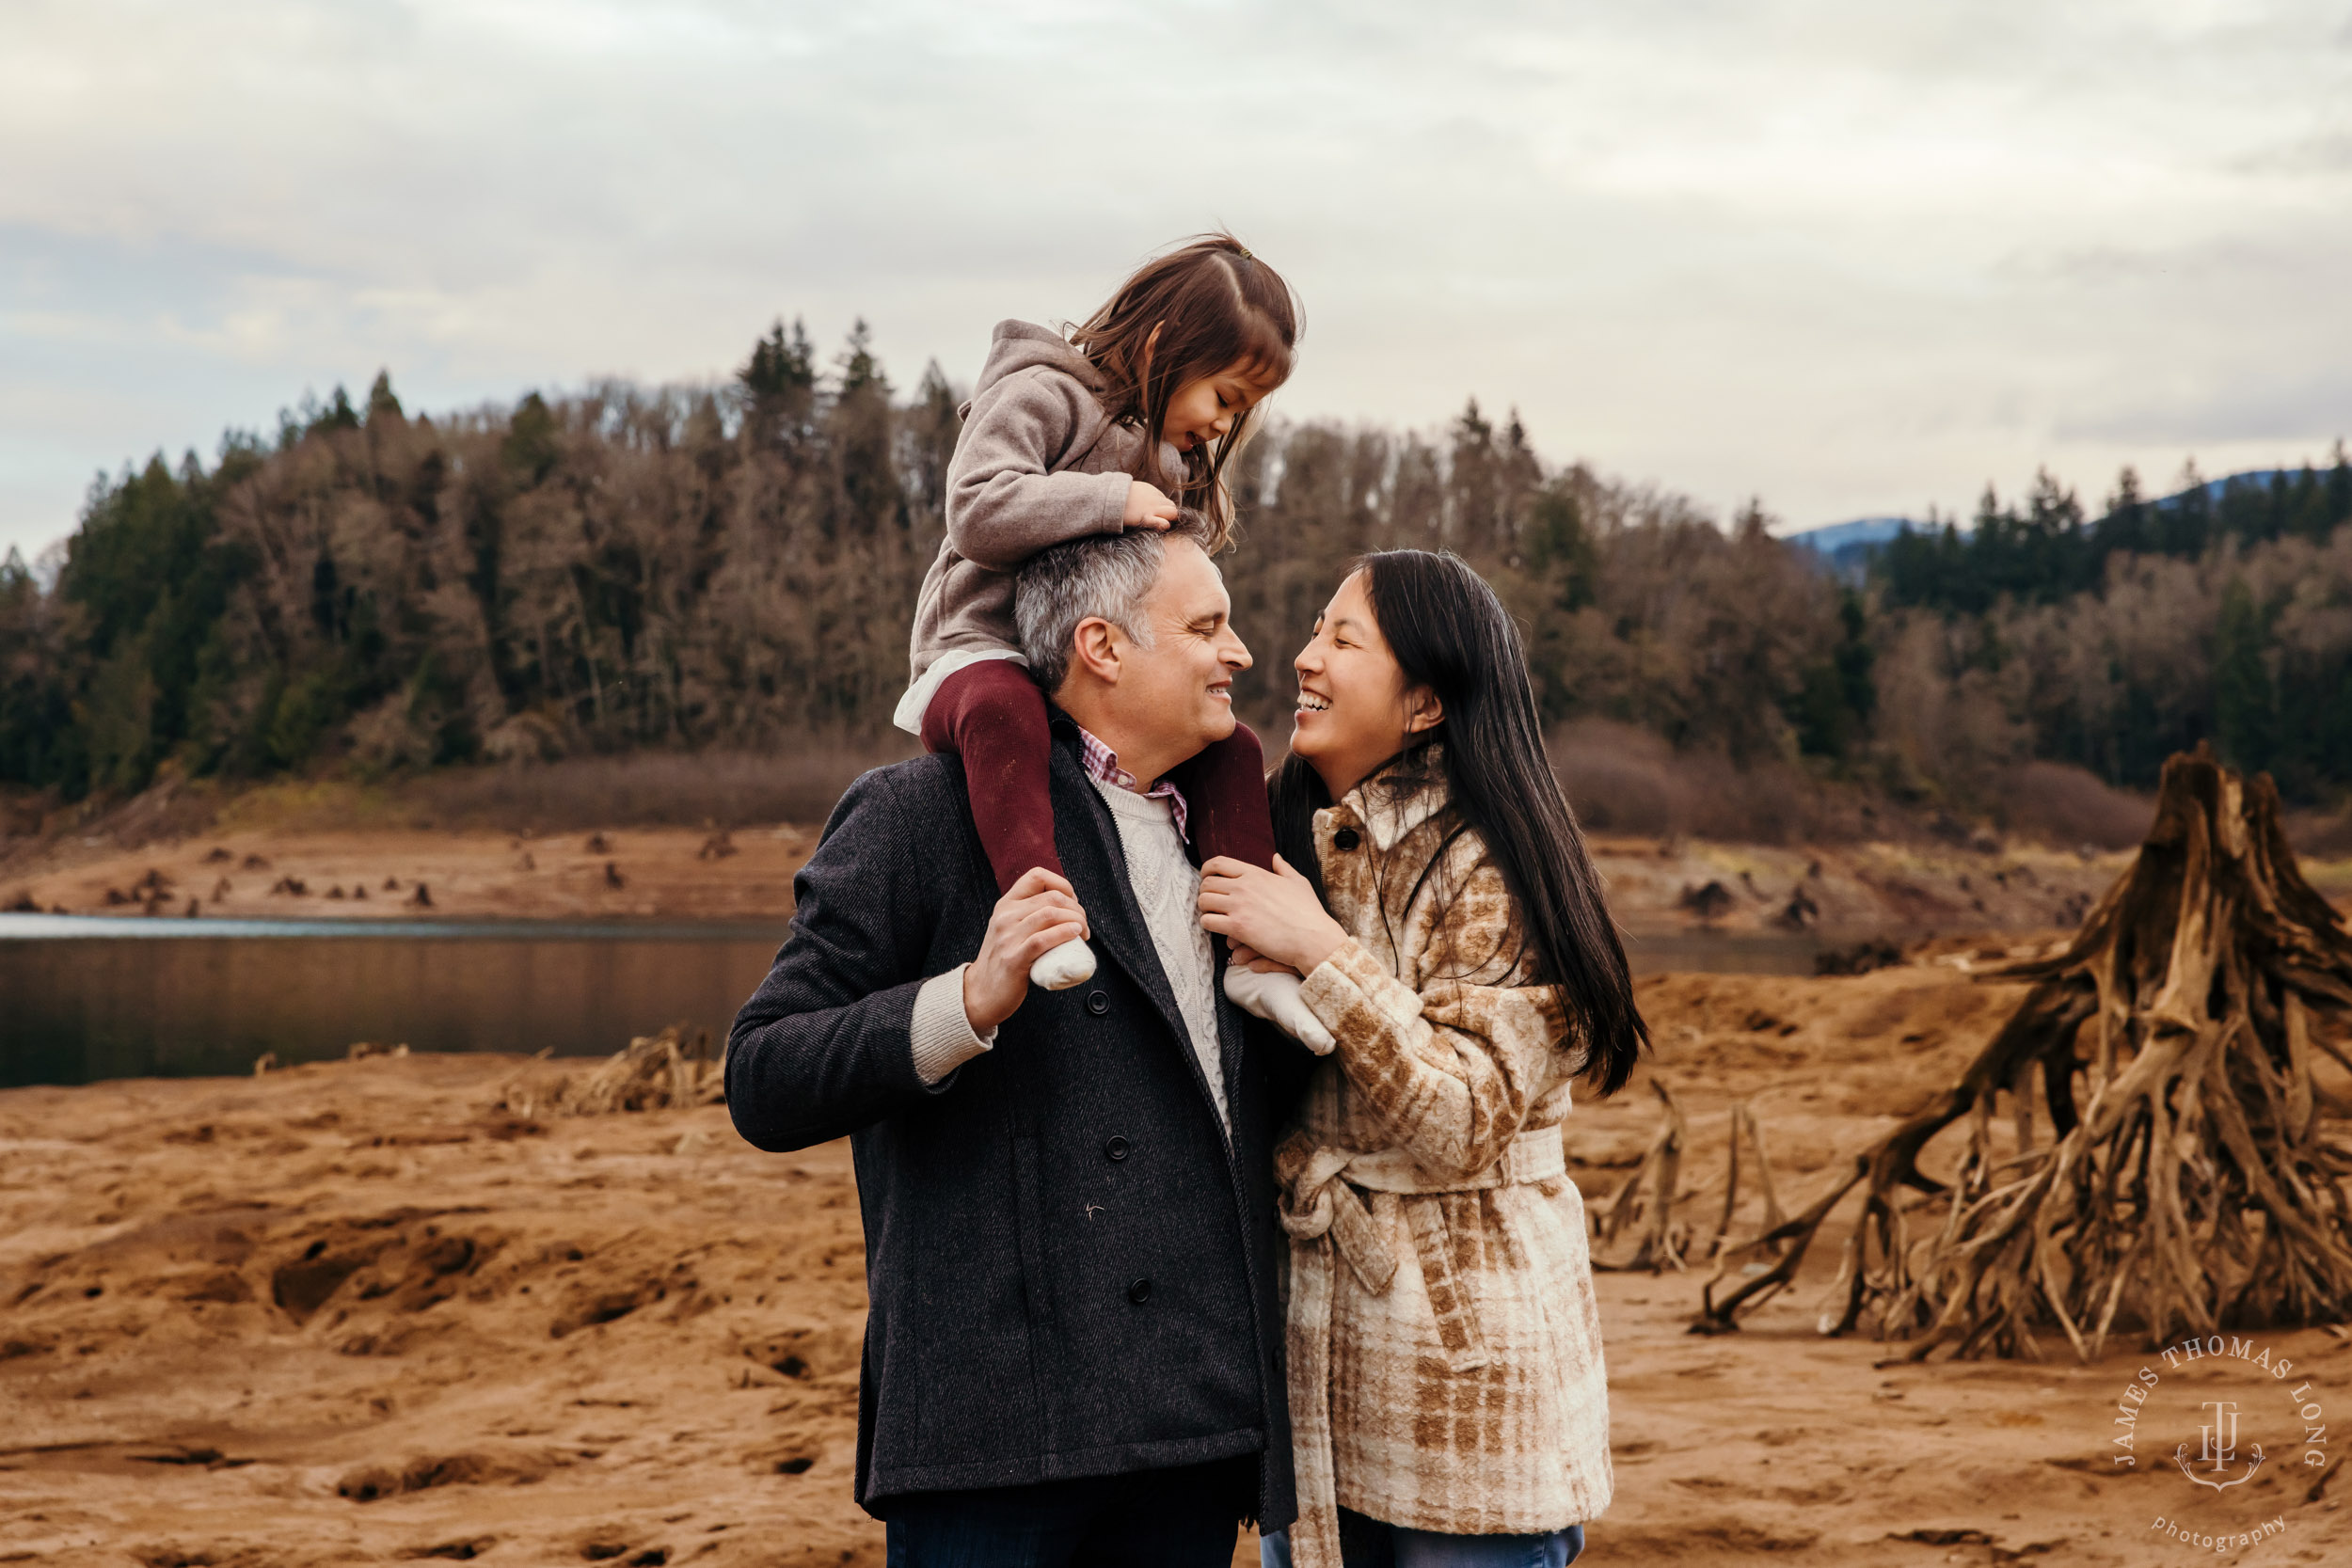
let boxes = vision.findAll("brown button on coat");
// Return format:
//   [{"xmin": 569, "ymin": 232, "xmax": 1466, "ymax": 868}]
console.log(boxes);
[{"xmin": 1279, "ymin": 749, "xmax": 1613, "ymax": 1562}]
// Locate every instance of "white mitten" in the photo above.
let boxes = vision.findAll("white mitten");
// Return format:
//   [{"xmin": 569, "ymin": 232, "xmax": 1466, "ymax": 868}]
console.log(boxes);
[
  {"xmin": 1223, "ymin": 964, "xmax": 1335, "ymax": 1054},
  {"xmin": 1028, "ymin": 937, "xmax": 1097, "ymax": 991}
]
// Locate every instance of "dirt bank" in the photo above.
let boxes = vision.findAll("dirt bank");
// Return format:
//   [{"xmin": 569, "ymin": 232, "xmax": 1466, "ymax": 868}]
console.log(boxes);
[
  {"xmin": 2, "ymin": 825, "xmax": 818, "ymax": 926},
  {"xmin": 8, "ymin": 962, "xmax": 2351, "ymax": 1564},
  {"xmin": 3, "ymin": 820, "xmax": 2186, "ymax": 940}
]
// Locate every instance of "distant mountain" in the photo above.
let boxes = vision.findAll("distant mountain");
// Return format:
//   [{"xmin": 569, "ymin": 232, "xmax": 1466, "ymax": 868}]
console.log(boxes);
[
  {"xmin": 2175, "ymin": 468, "xmax": 2287, "ymax": 507},
  {"xmin": 1780, "ymin": 515, "xmax": 1939, "ymax": 583},
  {"xmin": 1780, "ymin": 463, "xmax": 2328, "ymax": 583},
  {"xmin": 1780, "ymin": 515, "xmax": 1928, "ymax": 553},
  {"xmin": 1786, "ymin": 464, "xmax": 2324, "ymax": 549}
]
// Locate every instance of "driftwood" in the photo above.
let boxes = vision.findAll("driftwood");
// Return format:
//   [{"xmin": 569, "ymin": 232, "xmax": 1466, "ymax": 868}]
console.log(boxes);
[
  {"xmin": 1593, "ymin": 1091, "xmax": 1788, "ymax": 1277},
  {"xmin": 1694, "ymin": 745, "xmax": 2352, "ymax": 1359},
  {"xmin": 1591, "ymin": 1082, "xmax": 1692, "ymax": 1271},
  {"xmin": 1704, "ymin": 1101, "xmax": 1787, "ymax": 1261},
  {"xmin": 499, "ymin": 1025, "xmax": 726, "ymax": 1118}
]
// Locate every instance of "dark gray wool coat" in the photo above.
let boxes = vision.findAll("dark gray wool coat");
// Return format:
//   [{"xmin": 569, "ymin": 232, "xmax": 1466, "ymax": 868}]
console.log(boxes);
[{"xmin": 726, "ymin": 715, "xmax": 1311, "ymax": 1526}]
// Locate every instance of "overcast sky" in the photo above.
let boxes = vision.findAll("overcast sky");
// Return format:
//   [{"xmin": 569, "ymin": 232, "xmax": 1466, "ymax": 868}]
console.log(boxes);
[{"xmin": 6, "ymin": 0, "xmax": 2351, "ymax": 562}]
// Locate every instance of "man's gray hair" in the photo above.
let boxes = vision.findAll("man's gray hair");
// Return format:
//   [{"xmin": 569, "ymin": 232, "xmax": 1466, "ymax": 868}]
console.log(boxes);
[{"xmin": 1014, "ymin": 510, "xmax": 1216, "ymax": 694}]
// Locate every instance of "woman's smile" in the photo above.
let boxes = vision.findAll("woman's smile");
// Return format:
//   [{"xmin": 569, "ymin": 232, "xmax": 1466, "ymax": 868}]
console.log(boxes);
[{"xmin": 1285, "ymin": 570, "xmax": 1444, "ymax": 801}]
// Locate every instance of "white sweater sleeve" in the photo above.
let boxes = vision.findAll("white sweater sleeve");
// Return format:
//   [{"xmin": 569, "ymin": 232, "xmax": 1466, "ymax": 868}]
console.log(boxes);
[{"xmin": 910, "ymin": 963, "xmax": 997, "ymax": 1085}]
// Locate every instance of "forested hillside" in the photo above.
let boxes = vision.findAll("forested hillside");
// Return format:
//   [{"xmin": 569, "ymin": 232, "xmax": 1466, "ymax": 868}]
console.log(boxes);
[
  {"xmin": 1874, "ymin": 458, "xmax": 2352, "ymax": 800},
  {"xmin": 3, "ymin": 320, "xmax": 2348, "ymax": 829}
]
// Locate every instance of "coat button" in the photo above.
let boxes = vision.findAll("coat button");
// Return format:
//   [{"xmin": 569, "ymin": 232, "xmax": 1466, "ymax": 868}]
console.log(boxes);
[
  {"xmin": 1127, "ymin": 1277, "xmax": 1152, "ymax": 1305},
  {"xmin": 1105, "ymin": 1135, "xmax": 1131, "ymax": 1162},
  {"xmin": 1085, "ymin": 990, "xmax": 1109, "ymax": 1016},
  {"xmin": 1333, "ymin": 828, "xmax": 1361, "ymax": 850}
]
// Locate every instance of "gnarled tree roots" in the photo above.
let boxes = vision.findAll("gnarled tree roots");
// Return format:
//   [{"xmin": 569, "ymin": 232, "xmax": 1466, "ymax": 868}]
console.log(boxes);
[{"xmin": 1692, "ymin": 746, "xmax": 2352, "ymax": 1360}]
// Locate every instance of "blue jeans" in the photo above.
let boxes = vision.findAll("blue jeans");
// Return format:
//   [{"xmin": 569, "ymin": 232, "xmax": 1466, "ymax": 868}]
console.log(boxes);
[
  {"xmin": 1261, "ymin": 1508, "xmax": 1584, "ymax": 1568},
  {"xmin": 883, "ymin": 1456, "xmax": 1255, "ymax": 1567}
]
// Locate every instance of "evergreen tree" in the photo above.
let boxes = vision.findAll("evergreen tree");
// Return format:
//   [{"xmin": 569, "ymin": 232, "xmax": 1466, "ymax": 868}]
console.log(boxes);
[
  {"xmin": 740, "ymin": 318, "xmax": 817, "ymax": 400},
  {"xmin": 365, "ymin": 371, "xmax": 405, "ymax": 426},
  {"xmin": 1788, "ymin": 589, "xmax": 1876, "ymax": 760},
  {"xmin": 310, "ymin": 385, "xmax": 361, "ymax": 436},
  {"xmin": 2094, "ymin": 466, "xmax": 2148, "ymax": 564},
  {"xmin": 905, "ymin": 361, "xmax": 962, "ymax": 520},
  {"xmin": 2160, "ymin": 459, "xmax": 2212, "ymax": 556},
  {"xmin": 2212, "ymin": 578, "xmax": 2277, "ymax": 776}
]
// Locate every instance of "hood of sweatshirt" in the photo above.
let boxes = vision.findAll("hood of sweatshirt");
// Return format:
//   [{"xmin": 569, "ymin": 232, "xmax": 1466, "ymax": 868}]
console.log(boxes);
[{"xmin": 961, "ymin": 320, "xmax": 1104, "ymax": 418}]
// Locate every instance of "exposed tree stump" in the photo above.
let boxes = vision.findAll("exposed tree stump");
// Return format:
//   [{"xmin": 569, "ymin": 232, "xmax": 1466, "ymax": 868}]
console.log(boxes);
[
  {"xmin": 1591, "ymin": 1082, "xmax": 1692, "ymax": 1272},
  {"xmin": 496, "ymin": 1024, "xmax": 724, "ymax": 1118},
  {"xmin": 1694, "ymin": 745, "xmax": 2352, "ymax": 1359},
  {"xmin": 1703, "ymin": 1101, "xmax": 1787, "ymax": 1261}
]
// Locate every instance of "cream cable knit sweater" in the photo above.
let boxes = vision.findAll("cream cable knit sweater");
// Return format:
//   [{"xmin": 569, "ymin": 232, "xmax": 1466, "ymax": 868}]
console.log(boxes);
[
  {"xmin": 906, "ymin": 777, "xmax": 1224, "ymax": 1119},
  {"xmin": 1088, "ymin": 776, "xmax": 1225, "ymax": 1128}
]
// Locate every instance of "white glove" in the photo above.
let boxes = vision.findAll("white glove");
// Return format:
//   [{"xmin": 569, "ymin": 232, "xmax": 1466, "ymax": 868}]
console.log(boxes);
[
  {"xmin": 1028, "ymin": 937, "xmax": 1097, "ymax": 991},
  {"xmin": 1223, "ymin": 964, "xmax": 1334, "ymax": 1053}
]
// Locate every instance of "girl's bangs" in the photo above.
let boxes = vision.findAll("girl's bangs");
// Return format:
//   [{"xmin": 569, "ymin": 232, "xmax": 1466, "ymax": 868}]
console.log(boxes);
[{"xmin": 1232, "ymin": 314, "xmax": 1293, "ymax": 387}]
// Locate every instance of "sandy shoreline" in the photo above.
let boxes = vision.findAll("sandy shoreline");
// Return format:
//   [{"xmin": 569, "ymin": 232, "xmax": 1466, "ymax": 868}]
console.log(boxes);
[
  {"xmin": 3, "ymin": 821, "xmax": 2180, "ymax": 941},
  {"xmin": 2, "ymin": 825, "xmax": 821, "ymax": 927},
  {"xmin": 8, "ymin": 963, "xmax": 2352, "ymax": 1565}
]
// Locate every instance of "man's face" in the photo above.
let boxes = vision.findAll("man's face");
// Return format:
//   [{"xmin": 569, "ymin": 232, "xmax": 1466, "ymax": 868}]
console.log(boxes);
[{"xmin": 1118, "ymin": 539, "xmax": 1251, "ymax": 760}]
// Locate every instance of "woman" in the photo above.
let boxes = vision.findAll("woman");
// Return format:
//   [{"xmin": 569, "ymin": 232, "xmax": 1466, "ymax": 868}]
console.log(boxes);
[{"xmin": 1198, "ymin": 550, "xmax": 1647, "ymax": 1568}]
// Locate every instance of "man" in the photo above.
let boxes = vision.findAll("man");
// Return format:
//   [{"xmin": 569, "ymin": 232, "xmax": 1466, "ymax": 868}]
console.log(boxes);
[{"xmin": 727, "ymin": 513, "xmax": 1311, "ymax": 1566}]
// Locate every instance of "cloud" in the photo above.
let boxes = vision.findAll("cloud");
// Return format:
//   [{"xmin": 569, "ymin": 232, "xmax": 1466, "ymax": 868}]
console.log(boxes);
[
  {"xmin": 3, "ymin": 0, "xmax": 2350, "ymax": 555},
  {"xmin": 2061, "ymin": 366, "xmax": 2352, "ymax": 449}
]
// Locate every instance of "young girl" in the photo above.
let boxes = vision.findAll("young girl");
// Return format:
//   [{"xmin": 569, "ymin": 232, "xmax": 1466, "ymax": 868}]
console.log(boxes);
[
  {"xmin": 898, "ymin": 233, "xmax": 1327, "ymax": 1044},
  {"xmin": 1197, "ymin": 551, "xmax": 1650, "ymax": 1568}
]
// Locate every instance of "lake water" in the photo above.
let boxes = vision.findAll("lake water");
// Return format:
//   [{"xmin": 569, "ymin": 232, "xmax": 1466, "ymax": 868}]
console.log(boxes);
[{"xmin": 0, "ymin": 914, "xmax": 1836, "ymax": 1088}]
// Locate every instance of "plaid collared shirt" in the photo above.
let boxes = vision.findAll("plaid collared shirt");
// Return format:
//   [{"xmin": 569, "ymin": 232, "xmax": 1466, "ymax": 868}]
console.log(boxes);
[{"xmin": 1074, "ymin": 725, "xmax": 1189, "ymax": 843}]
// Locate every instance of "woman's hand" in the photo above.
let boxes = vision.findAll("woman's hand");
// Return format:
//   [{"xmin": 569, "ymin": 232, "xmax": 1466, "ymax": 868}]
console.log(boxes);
[
  {"xmin": 1198, "ymin": 855, "xmax": 1347, "ymax": 977},
  {"xmin": 1123, "ymin": 481, "xmax": 1179, "ymax": 531},
  {"xmin": 1225, "ymin": 940, "xmax": 1294, "ymax": 976}
]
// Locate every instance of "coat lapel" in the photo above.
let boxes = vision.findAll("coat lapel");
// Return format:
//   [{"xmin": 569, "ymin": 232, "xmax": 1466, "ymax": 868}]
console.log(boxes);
[{"xmin": 1047, "ymin": 738, "xmax": 1199, "ymax": 1069}]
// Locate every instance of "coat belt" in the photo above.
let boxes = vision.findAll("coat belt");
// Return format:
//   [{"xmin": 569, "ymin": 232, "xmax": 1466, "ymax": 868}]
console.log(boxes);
[{"xmin": 1274, "ymin": 1125, "xmax": 1567, "ymax": 1568}]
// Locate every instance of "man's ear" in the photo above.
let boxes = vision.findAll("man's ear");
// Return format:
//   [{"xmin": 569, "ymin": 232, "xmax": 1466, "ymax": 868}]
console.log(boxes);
[
  {"xmin": 1070, "ymin": 617, "xmax": 1124, "ymax": 687},
  {"xmin": 1405, "ymin": 687, "xmax": 1443, "ymax": 736}
]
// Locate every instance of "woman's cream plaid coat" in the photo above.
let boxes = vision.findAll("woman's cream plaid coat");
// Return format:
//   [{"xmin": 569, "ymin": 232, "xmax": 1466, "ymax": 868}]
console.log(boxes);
[{"xmin": 1278, "ymin": 749, "xmax": 1612, "ymax": 1563}]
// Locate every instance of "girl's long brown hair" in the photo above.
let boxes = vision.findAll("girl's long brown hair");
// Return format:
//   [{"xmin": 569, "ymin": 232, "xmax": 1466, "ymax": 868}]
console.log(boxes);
[{"xmin": 1069, "ymin": 233, "xmax": 1298, "ymax": 550}]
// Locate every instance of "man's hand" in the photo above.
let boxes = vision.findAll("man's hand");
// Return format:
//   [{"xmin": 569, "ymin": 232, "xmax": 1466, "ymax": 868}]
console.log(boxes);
[
  {"xmin": 1198, "ymin": 855, "xmax": 1348, "ymax": 976},
  {"xmin": 1123, "ymin": 481, "xmax": 1180, "ymax": 531},
  {"xmin": 962, "ymin": 867, "xmax": 1090, "ymax": 1036}
]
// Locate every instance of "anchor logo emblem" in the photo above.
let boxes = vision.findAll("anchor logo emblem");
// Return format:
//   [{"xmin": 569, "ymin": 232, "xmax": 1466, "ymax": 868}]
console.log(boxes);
[{"xmin": 2174, "ymin": 1400, "xmax": 2265, "ymax": 1491}]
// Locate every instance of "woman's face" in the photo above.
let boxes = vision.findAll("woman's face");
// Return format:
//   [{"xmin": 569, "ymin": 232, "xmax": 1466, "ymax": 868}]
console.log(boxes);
[{"xmin": 1290, "ymin": 570, "xmax": 1440, "ymax": 799}]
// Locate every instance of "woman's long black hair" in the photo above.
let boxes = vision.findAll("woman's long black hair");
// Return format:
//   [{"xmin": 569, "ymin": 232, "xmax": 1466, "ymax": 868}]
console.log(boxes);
[{"xmin": 1270, "ymin": 549, "xmax": 1650, "ymax": 1097}]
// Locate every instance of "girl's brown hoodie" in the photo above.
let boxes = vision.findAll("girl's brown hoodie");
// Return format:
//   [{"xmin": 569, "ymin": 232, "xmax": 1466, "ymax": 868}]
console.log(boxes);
[{"xmin": 895, "ymin": 319, "xmax": 1180, "ymax": 732}]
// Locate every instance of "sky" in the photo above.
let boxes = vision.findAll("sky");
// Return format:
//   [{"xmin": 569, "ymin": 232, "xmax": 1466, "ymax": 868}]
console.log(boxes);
[{"xmin": 6, "ymin": 0, "xmax": 2352, "ymax": 562}]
